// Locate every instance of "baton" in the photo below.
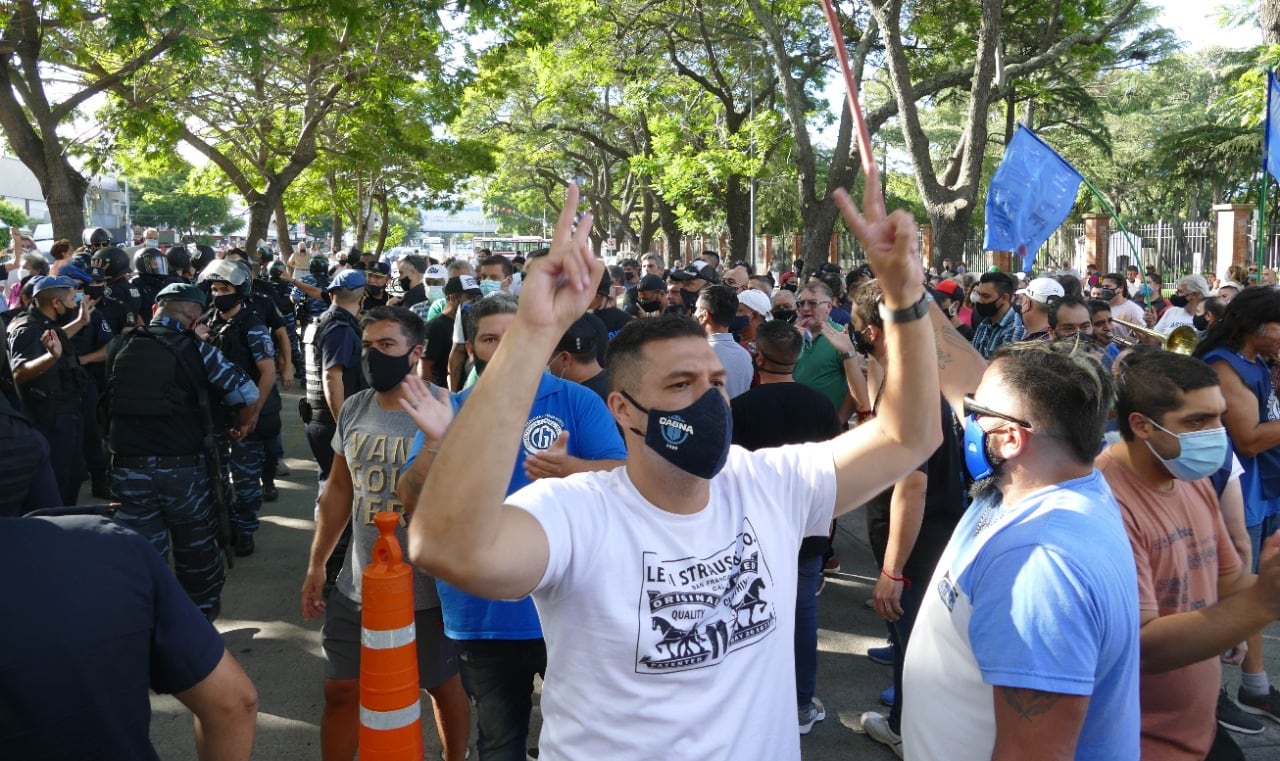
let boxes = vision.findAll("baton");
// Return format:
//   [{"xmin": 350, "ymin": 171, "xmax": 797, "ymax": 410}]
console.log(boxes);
[{"xmin": 820, "ymin": 0, "xmax": 877, "ymax": 181}]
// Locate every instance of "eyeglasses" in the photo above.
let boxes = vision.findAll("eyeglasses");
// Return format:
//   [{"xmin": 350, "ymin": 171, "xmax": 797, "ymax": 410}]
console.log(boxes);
[
  {"xmin": 797, "ymin": 299, "xmax": 830, "ymax": 309},
  {"xmin": 963, "ymin": 395, "xmax": 1033, "ymax": 430}
]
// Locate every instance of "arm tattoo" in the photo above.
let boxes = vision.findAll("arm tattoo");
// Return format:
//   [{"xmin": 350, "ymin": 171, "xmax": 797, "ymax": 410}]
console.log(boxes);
[{"xmin": 1001, "ymin": 687, "xmax": 1062, "ymax": 720}]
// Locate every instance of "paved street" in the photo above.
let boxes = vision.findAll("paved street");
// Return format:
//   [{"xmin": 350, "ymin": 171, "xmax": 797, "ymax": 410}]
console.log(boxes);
[{"xmin": 145, "ymin": 388, "xmax": 1280, "ymax": 759}]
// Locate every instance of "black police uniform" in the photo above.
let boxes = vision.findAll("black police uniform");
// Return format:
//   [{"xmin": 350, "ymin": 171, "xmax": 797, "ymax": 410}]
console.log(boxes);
[
  {"xmin": 0, "ymin": 385, "xmax": 60, "ymax": 517},
  {"xmin": 6, "ymin": 305, "xmax": 86, "ymax": 505}
]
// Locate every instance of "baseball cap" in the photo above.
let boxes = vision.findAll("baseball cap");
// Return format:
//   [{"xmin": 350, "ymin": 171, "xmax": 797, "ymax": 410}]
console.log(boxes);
[
  {"xmin": 425, "ymin": 264, "xmax": 447, "ymax": 280},
  {"xmin": 30, "ymin": 275, "xmax": 76, "ymax": 295},
  {"xmin": 688, "ymin": 261, "xmax": 719, "ymax": 284},
  {"xmin": 668, "ymin": 268, "xmax": 695, "ymax": 282},
  {"xmin": 58, "ymin": 265, "xmax": 94, "ymax": 286},
  {"xmin": 737, "ymin": 289, "xmax": 772, "ymax": 320},
  {"xmin": 932, "ymin": 279, "xmax": 961, "ymax": 300},
  {"xmin": 1015, "ymin": 277, "xmax": 1065, "ymax": 305},
  {"xmin": 327, "ymin": 269, "xmax": 367, "ymax": 291},
  {"xmin": 156, "ymin": 282, "xmax": 208, "ymax": 307},
  {"xmin": 444, "ymin": 274, "xmax": 482, "ymax": 297},
  {"xmin": 780, "ymin": 272, "xmax": 798, "ymax": 286},
  {"xmin": 636, "ymin": 274, "xmax": 667, "ymax": 292},
  {"xmin": 366, "ymin": 262, "xmax": 391, "ymax": 277},
  {"xmin": 556, "ymin": 316, "xmax": 598, "ymax": 356}
]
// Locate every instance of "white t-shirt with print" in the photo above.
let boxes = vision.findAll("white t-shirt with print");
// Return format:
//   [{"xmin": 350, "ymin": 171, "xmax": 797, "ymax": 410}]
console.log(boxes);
[{"xmin": 505, "ymin": 443, "xmax": 837, "ymax": 761}]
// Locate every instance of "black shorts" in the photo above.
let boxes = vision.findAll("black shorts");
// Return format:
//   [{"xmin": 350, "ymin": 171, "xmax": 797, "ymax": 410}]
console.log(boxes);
[{"xmin": 321, "ymin": 592, "xmax": 459, "ymax": 689}]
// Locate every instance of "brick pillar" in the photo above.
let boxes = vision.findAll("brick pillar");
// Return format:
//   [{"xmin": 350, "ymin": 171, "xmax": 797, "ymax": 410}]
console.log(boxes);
[
  {"xmin": 1214, "ymin": 204, "xmax": 1254, "ymax": 282},
  {"xmin": 763, "ymin": 234, "xmax": 774, "ymax": 271},
  {"xmin": 992, "ymin": 251, "xmax": 1014, "ymax": 272},
  {"xmin": 1083, "ymin": 213, "xmax": 1110, "ymax": 272},
  {"xmin": 828, "ymin": 232, "xmax": 839, "ymax": 264},
  {"xmin": 922, "ymin": 225, "xmax": 934, "ymax": 267}
]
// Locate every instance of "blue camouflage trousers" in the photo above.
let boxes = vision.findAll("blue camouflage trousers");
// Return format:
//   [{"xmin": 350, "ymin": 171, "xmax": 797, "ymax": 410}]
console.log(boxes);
[
  {"xmin": 221, "ymin": 434, "xmax": 264, "ymax": 537},
  {"xmin": 111, "ymin": 464, "xmax": 225, "ymax": 614}
]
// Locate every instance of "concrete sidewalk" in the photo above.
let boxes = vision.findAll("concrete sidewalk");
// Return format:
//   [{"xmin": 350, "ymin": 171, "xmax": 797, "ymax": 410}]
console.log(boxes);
[{"xmin": 147, "ymin": 391, "xmax": 1280, "ymax": 759}]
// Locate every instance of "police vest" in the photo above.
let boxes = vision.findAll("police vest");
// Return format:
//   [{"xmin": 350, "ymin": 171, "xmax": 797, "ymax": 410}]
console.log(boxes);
[
  {"xmin": 205, "ymin": 308, "xmax": 282, "ymax": 419},
  {"xmin": 6, "ymin": 310, "xmax": 83, "ymax": 421},
  {"xmin": 305, "ymin": 307, "xmax": 364, "ymax": 419},
  {"xmin": 104, "ymin": 325, "xmax": 206, "ymax": 456}
]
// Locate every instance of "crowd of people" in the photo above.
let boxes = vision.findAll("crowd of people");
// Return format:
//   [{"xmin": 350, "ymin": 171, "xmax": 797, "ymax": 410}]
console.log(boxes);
[{"xmin": 5, "ymin": 178, "xmax": 1280, "ymax": 761}]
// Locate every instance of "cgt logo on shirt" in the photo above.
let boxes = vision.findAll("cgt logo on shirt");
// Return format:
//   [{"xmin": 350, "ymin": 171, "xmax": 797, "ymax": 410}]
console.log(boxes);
[
  {"xmin": 523, "ymin": 414, "xmax": 566, "ymax": 455},
  {"xmin": 659, "ymin": 415, "xmax": 693, "ymax": 447}
]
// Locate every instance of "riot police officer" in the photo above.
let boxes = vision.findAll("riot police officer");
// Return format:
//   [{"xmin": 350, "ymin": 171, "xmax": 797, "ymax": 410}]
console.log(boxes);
[
  {"xmin": 60, "ymin": 265, "xmax": 115, "ymax": 499},
  {"xmin": 81, "ymin": 227, "xmax": 112, "ymax": 255},
  {"xmin": 265, "ymin": 261, "xmax": 303, "ymax": 379},
  {"xmin": 165, "ymin": 243, "xmax": 195, "ymax": 283},
  {"xmin": 219, "ymin": 248, "xmax": 293, "ymax": 388},
  {"xmin": 90, "ymin": 246, "xmax": 143, "ymax": 334},
  {"xmin": 290, "ymin": 255, "xmax": 331, "ymax": 328},
  {"xmin": 105, "ymin": 282, "xmax": 259, "ymax": 619},
  {"xmin": 6, "ymin": 275, "xmax": 90, "ymax": 504},
  {"xmin": 130, "ymin": 247, "xmax": 179, "ymax": 319},
  {"xmin": 198, "ymin": 260, "xmax": 281, "ymax": 557}
]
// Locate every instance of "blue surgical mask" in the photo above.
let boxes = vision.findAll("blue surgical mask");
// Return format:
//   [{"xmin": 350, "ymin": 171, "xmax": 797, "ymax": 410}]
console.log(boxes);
[
  {"xmin": 479, "ymin": 279, "xmax": 502, "ymax": 296},
  {"xmin": 73, "ymin": 292, "xmax": 83, "ymax": 303},
  {"xmin": 621, "ymin": 388, "xmax": 732, "ymax": 479},
  {"xmin": 1146, "ymin": 419, "xmax": 1229, "ymax": 481}
]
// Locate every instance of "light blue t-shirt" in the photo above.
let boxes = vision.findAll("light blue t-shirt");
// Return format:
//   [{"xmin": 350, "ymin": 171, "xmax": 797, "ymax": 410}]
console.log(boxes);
[
  {"xmin": 405, "ymin": 371, "xmax": 627, "ymax": 639},
  {"xmin": 903, "ymin": 470, "xmax": 1141, "ymax": 760}
]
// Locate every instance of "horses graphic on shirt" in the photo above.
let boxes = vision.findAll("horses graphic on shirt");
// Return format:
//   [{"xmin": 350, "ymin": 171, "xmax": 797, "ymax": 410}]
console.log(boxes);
[{"xmin": 635, "ymin": 518, "xmax": 776, "ymax": 674}]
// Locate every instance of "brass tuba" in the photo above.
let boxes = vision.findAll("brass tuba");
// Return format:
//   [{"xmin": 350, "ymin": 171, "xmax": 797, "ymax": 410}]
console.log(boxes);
[{"xmin": 1111, "ymin": 319, "xmax": 1199, "ymax": 355}]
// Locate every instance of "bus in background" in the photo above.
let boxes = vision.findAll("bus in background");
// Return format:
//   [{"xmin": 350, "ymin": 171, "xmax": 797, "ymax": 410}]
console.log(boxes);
[{"xmin": 470, "ymin": 236, "xmax": 550, "ymax": 259}]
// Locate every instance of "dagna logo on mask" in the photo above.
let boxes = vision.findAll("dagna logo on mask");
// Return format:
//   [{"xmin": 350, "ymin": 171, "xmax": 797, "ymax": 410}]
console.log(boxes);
[{"xmin": 659, "ymin": 415, "xmax": 694, "ymax": 446}]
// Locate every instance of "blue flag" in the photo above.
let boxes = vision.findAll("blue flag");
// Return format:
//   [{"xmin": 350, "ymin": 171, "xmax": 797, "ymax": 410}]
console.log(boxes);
[
  {"xmin": 983, "ymin": 125, "xmax": 1084, "ymax": 272},
  {"xmin": 1265, "ymin": 71, "xmax": 1280, "ymax": 183}
]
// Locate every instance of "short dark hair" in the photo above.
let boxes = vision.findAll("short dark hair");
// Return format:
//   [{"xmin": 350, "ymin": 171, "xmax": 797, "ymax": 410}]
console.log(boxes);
[
  {"xmin": 1101, "ymin": 272, "xmax": 1126, "ymax": 290},
  {"xmin": 605, "ymin": 314, "xmax": 705, "ymax": 393},
  {"xmin": 401, "ymin": 254, "xmax": 427, "ymax": 276},
  {"xmin": 1115, "ymin": 350, "xmax": 1219, "ymax": 441},
  {"xmin": 1048, "ymin": 295, "xmax": 1089, "ymax": 329},
  {"xmin": 477, "ymin": 255, "xmax": 513, "ymax": 278},
  {"xmin": 750, "ymin": 273, "xmax": 774, "ymax": 290},
  {"xmin": 696, "ymin": 284, "xmax": 738, "ymax": 328},
  {"xmin": 978, "ymin": 271, "xmax": 1016, "ymax": 297},
  {"xmin": 1202, "ymin": 296, "xmax": 1227, "ymax": 320},
  {"xmin": 467, "ymin": 292, "xmax": 519, "ymax": 340},
  {"xmin": 360, "ymin": 305, "xmax": 426, "ymax": 347},
  {"xmin": 851, "ymin": 279, "xmax": 883, "ymax": 329},
  {"xmin": 755, "ymin": 319, "xmax": 802, "ymax": 364},
  {"xmin": 1086, "ymin": 299, "xmax": 1111, "ymax": 317},
  {"xmin": 988, "ymin": 341, "xmax": 1114, "ymax": 465},
  {"xmin": 819, "ymin": 272, "xmax": 844, "ymax": 300},
  {"xmin": 1057, "ymin": 274, "xmax": 1083, "ymax": 300},
  {"xmin": 1195, "ymin": 286, "xmax": 1280, "ymax": 356}
]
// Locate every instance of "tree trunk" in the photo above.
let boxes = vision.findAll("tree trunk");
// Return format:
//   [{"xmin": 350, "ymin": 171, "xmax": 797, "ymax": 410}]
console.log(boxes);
[
  {"xmin": 1265, "ymin": 0, "xmax": 1280, "ymax": 44},
  {"xmin": 931, "ymin": 204, "xmax": 976, "ymax": 268},
  {"xmin": 274, "ymin": 196, "xmax": 293, "ymax": 257},
  {"xmin": 725, "ymin": 173, "xmax": 751, "ymax": 264},
  {"xmin": 374, "ymin": 193, "xmax": 390, "ymax": 256},
  {"xmin": 244, "ymin": 193, "xmax": 273, "ymax": 257},
  {"xmin": 42, "ymin": 163, "xmax": 90, "ymax": 243},
  {"xmin": 638, "ymin": 190, "xmax": 658, "ymax": 254},
  {"xmin": 657, "ymin": 197, "xmax": 682, "ymax": 267},
  {"xmin": 327, "ymin": 172, "xmax": 344, "ymax": 254}
]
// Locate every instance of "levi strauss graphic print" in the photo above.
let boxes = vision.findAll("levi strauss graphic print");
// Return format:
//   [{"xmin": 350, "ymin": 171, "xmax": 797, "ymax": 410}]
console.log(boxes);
[{"xmin": 636, "ymin": 517, "xmax": 776, "ymax": 674}]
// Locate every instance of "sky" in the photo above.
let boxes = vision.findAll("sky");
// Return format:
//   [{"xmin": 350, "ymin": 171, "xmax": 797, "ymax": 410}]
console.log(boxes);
[{"xmin": 1150, "ymin": 0, "xmax": 1258, "ymax": 50}]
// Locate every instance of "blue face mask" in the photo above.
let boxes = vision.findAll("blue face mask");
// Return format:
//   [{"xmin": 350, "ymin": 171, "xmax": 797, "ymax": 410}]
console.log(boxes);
[
  {"xmin": 479, "ymin": 279, "xmax": 502, "ymax": 296},
  {"xmin": 621, "ymin": 387, "xmax": 732, "ymax": 480},
  {"xmin": 962, "ymin": 413, "xmax": 999, "ymax": 481},
  {"xmin": 1146, "ymin": 419, "xmax": 1229, "ymax": 481},
  {"xmin": 729, "ymin": 315, "xmax": 750, "ymax": 334}
]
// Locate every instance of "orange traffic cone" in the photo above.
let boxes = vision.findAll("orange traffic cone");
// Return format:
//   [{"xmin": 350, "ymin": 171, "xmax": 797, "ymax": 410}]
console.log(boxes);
[{"xmin": 359, "ymin": 511, "xmax": 423, "ymax": 760}]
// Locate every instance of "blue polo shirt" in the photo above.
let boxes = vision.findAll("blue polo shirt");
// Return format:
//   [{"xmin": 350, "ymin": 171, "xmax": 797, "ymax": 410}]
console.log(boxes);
[{"xmin": 406, "ymin": 371, "xmax": 626, "ymax": 639}]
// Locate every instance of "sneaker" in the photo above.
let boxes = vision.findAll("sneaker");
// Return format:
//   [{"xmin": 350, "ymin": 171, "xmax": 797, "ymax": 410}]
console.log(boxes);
[
  {"xmin": 867, "ymin": 644, "xmax": 895, "ymax": 666},
  {"xmin": 1218, "ymin": 689, "xmax": 1265, "ymax": 734},
  {"xmin": 864, "ymin": 597, "xmax": 875, "ymax": 609},
  {"xmin": 276, "ymin": 461, "xmax": 291, "ymax": 477},
  {"xmin": 858, "ymin": 711, "xmax": 904, "ymax": 758},
  {"xmin": 1238, "ymin": 685, "xmax": 1280, "ymax": 722},
  {"xmin": 798, "ymin": 696, "xmax": 826, "ymax": 735},
  {"xmin": 823, "ymin": 556, "xmax": 841, "ymax": 574},
  {"xmin": 880, "ymin": 685, "xmax": 895, "ymax": 707}
]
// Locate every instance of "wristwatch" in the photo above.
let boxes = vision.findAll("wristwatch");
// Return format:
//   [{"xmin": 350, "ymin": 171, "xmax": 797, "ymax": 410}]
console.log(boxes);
[
  {"xmin": 839, "ymin": 351, "xmax": 859, "ymax": 362},
  {"xmin": 878, "ymin": 292, "xmax": 933, "ymax": 324}
]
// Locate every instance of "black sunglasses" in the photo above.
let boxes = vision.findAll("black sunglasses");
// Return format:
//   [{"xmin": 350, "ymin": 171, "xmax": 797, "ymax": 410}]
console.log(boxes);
[{"xmin": 963, "ymin": 394, "xmax": 1032, "ymax": 430}]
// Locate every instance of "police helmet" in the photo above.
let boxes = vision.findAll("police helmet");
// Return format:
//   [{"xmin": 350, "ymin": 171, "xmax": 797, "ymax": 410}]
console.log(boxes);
[
  {"xmin": 268, "ymin": 261, "xmax": 287, "ymax": 281},
  {"xmin": 91, "ymin": 246, "xmax": 131, "ymax": 279},
  {"xmin": 197, "ymin": 259, "xmax": 252, "ymax": 297},
  {"xmin": 309, "ymin": 255, "xmax": 329, "ymax": 277},
  {"xmin": 191, "ymin": 244, "xmax": 217, "ymax": 274},
  {"xmin": 165, "ymin": 243, "xmax": 192, "ymax": 275},
  {"xmin": 257, "ymin": 245, "xmax": 275, "ymax": 264},
  {"xmin": 133, "ymin": 247, "xmax": 170, "ymax": 277},
  {"xmin": 82, "ymin": 227, "xmax": 112, "ymax": 249}
]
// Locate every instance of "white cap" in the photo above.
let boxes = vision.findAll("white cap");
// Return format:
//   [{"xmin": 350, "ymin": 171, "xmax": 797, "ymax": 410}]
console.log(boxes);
[
  {"xmin": 425, "ymin": 264, "xmax": 447, "ymax": 279},
  {"xmin": 1015, "ymin": 277, "xmax": 1065, "ymax": 305},
  {"xmin": 737, "ymin": 288, "xmax": 772, "ymax": 319}
]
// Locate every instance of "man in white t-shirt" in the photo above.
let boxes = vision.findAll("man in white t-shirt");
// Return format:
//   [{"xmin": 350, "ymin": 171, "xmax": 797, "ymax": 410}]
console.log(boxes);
[
  {"xmin": 1153, "ymin": 273, "xmax": 1210, "ymax": 335},
  {"xmin": 401, "ymin": 181, "xmax": 942, "ymax": 760}
]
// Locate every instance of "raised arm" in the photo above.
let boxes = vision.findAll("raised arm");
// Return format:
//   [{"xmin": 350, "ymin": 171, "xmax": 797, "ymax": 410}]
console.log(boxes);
[
  {"xmin": 407, "ymin": 185, "xmax": 602, "ymax": 600},
  {"xmin": 829, "ymin": 174, "xmax": 942, "ymax": 514}
]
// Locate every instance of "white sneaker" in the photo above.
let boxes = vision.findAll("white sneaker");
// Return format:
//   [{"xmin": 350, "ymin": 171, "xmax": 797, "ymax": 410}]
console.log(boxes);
[
  {"xmin": 799, "ymin": 696, "xmax": 826, "ymax": 735},
  {"xmin": 859, "ymin": 711, "xmax": 904, "ymax": 758}
]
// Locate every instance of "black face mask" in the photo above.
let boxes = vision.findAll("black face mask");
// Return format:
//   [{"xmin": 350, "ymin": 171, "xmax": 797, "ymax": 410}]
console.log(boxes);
[
  {"xmin": 974, "ymin": 300, "xmax": 1001, "ymax": 318},
  {"xmin": 1097, "ymin": 287, "xmax": 1117, "ymax": 301},
  {"xmin": 771, "ymin": 309, "xmax": 797, "ymax": 324},
  {"xmin": 729, "ymin": 315, "xmax": 750, "ymax": 335},
  {"xmin": 680, "ymin": 291, "xmax": 699, "ymax": 309},
  {"xmin": 366, "ymin": 284, "xmax": 386, "ymax": 296},
  {"xmin": 399, "ymin": 276, "xmax": 413, "ymax": 291},
  {"xmin": 213, "ymin": 293, "xmax": 241, "ymax": 313},
  {"xmin": 361, "ymin": 346, "xmax": 414, "ymax": 392},
  {"xmin": 85, "ymin": 284, "xmax": 105, "ymax": 301},
  {"xmin": 1169, "ymin": 293, "xmax": 1189, "ymax": 308},
  {"xmin": 1193, "ymin": 314, "xmax": 1209, "ymax": 331},
  {"xmin": 639, "ymin": 299, "xmax": 662, "ymax": 313},
  {"xmin": 621, "ymin": 388, "xmax": 732, "ymax": 480},
  {"xmin": 853, "ymin": 327, "xmax": 875, "ymax": 356},
  {"xmin": 473, "ymin": 357, "xmax": 488, "ymax": 377}
]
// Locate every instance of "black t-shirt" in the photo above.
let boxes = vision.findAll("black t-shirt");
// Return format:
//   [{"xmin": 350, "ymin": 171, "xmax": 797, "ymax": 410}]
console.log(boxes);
[
  {"xmin": 585, "ymin": 311, "xmax": 611, "ymax": 366},
  {"xmin": 730, "ymin": 381, "xmax": 842, "ymax": 451},
  {"xmin": 865, "ymin": 396, "xmax": 966, "ymax": 580},
  {"xmin": 422, "ymin": 312, "xmax": 455, "ymax": 387},
  {"xmin": 594, "ymin": 306, "xmax": 632, "ymax": 338},
  {"xmin": 580, "ymin": 369, "xmax": 609, "ymax": 402},
  {"xmin": 401, "ymin": 283, "xmax": 427, "ymax": 308},
  {"xmin": 0, "ymin": 514, "xmax": 224, "ymax": 759}
]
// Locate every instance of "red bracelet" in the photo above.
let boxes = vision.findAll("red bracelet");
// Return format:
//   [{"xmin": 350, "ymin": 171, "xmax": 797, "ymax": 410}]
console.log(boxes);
[{"xmin": 881, "ymin": 568, "xmax": 911, "ymax": 589}]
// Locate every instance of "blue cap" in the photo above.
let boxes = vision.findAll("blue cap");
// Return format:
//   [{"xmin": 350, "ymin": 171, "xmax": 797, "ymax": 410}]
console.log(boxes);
[
  {"xmin": 328, "ymin": 268, "xmax": 366, "ymax": 291},
  {"xmin": 58, "ymin": 265, "xmax": 94, "ymax": 285},
  {"xmin": 30, "ymin": 275, "xmax": 76, "ymax": 294}
]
